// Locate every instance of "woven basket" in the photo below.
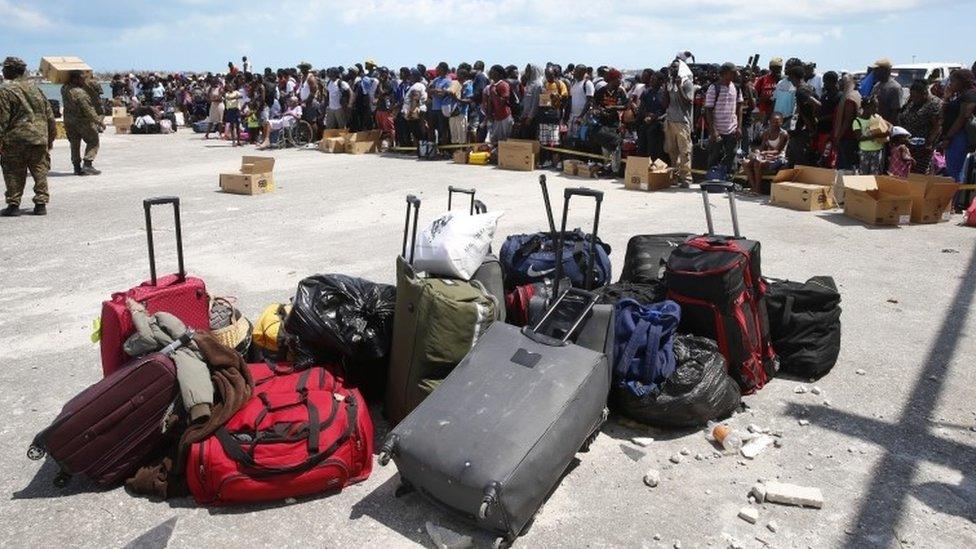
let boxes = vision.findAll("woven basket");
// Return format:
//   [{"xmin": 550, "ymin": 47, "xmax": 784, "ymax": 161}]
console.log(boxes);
[{"xmin": 210, "ymin": 299, "xmax": 252, "ymax": 352}]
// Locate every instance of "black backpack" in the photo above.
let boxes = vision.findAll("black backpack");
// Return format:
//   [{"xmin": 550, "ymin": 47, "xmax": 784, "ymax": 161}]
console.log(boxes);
[{"xmin": 765, "ymin": 276, "xmax": 841, "ymax": 380}]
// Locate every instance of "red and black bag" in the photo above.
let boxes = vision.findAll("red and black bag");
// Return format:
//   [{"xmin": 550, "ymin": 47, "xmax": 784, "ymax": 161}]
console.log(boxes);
[
  {"xmin": 664, "ymin": 182, "xmax": 777, "ymax": 394},
  {"xmin": 100, "ymin": 197, "xmax": 210, "ymax": 377},
  {"xmin": 186, "ymin": 362, "xmax": 373, "ymax": 506}
]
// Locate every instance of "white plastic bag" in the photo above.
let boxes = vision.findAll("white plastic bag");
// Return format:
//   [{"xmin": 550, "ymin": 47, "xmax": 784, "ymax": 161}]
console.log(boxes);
[{"xmin": 412, "ymin": 210, "xmax": 504, "ymax": 280}]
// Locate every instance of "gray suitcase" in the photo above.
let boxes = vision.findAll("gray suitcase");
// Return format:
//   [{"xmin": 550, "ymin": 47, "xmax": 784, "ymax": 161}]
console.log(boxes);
[{"xmin": 379, "ymin": 188, "xmax": 612, "ymax": 547}]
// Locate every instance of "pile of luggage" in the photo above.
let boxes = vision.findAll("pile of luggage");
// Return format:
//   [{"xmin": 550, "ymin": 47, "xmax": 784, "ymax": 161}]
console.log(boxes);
[{"xmin": 26, "ymin": 180, "xmax": 844, "ymax": 547}]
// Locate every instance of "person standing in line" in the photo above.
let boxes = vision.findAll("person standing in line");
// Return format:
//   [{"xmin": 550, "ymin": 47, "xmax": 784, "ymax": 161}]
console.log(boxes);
[
  {"xmin": 325, "ymin": 68, "xmax": 351, "ymax": 130},
  {"xmin": 485, "ymin": 65, "xmax": 514, "ymax": 145},
  {"xmin": 831, "ymin": 73, "xmax": 862, "ymax": 171},
  {"xmin": 869, "ymin": 58, "xmax": 904, "ymax": 126},
  {"xmin": 704, "ymin": 62, "xmax": 744, "ymax": 175},
  {"xmin": 242, "ymin": 56, "xmax": 251, "ymax": 74},
  {"xmin": 566, "ymin": 64, "xmax": 594, "ymax": 144},
  {"xmin": 662, "ymin": 59, "xmax": 695, "ymax": 188},
  {"xmin": 223, "ymin": 82, "xmax": 242, "ymax": 146},
  {"xmin": 204, "ymin": 76, "xmax": 224, "ymax": 139},
  {"xmin": 61, "ymin": 70, "xmax": 103, "ymax": 176},
  {"xmin": 754, "ymin": 58, "xmax": 783, "ymax": 126},
  {"xmin": 0, "ymin": 57, "xmax": 56, "ymax": 216}
]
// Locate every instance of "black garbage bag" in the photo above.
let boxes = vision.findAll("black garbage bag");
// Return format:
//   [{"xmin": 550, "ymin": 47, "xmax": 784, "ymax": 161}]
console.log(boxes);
[
  {"xmin": 611, "ymin": 335, "xmax": 740, "ymax": 429},
  {"xmin": 766, "ymin": 276, "xmax": 842, "ymax": 380},
  {"xmin": 285, "ymin": 274, "xmax": 396, "ymax": 399}
]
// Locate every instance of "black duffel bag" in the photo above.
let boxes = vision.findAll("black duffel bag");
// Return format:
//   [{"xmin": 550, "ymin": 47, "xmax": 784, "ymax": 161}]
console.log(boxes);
[
  {"xmin": 766, "ymin": 276, "xmax": 842, "ymax": 380},
  {"xmin": 611, "ymin": 335, "xmax": 740, "ymax": 429}
]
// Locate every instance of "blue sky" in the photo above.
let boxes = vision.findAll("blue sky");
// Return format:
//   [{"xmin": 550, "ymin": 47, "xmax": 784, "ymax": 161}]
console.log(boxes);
[{"xmin": 1, "ymin": 0, "xmax": 973, "ymax": 74}]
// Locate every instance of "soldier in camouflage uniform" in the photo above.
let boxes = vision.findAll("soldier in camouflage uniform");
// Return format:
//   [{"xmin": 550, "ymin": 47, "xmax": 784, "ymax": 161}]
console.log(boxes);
[
  {"xmin": 0, "ymin": 56, "xmax": 55, "ymax": 217},
  {"xmin": 61, "ymin": 70, "xmax": 103, "ymax": 176}
]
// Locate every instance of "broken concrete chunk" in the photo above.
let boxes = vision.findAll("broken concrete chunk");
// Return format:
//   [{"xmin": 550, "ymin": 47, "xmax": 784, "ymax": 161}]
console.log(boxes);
[
  {"xmin": 766, "ymin": 521, "xmax": 778, "ymax": 533},
  {"xmin": 643, "ymin": 469, "xmax": 660, "ymax": 488},
  {"xmin": 793, "ymin": 385, "xmax": 807, "ymax": 394},
  {"xmin": 741, "ymin": 435, "xmax": 775, "ymax": 459},
  {"xmin": 669, "ymin": 453, "xmax": 683, "ymax": 464},
  {"xmin": 680, "ymin": 447, "xmax": 691, "ymax": 456},
  {"xmin": 763, "ymin": 482, "xmax": 824, "ymax": 508},
  {"xmin": 631, "ymin": 436, "xmax": 655, "ymax": 447},
  {"xmin": 811, "ymin": 386, "xmax": 822, "ymax": 395},
  {"xmin": 750, "ymin": 483, "xmax": 767, "ymax": 502},
  {"xmin": 798, "ymin": 419, "xmax": 810, "ymax": 426},
  {"xmin": 855, "ymin": 369, "xmax": 866, "ymax": 376},
  {"xmin": 738, "ymin": 506, "xmax": 759, "ymax": 524},
  {"xmin": 425, "ymin": 521, "xmax": 473, "ymax": 549}
]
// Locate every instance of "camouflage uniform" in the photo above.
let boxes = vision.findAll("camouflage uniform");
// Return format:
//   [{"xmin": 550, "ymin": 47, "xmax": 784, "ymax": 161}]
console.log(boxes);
[
  {"xmin": 61, "ymin": 82, "xmax": 101, "ymax": 167},
  {"xmin": 84, "ymin": 77, "xmax": 104, "ymax": 116},
  {"xmin": 0, "ymin": 59, "xmax": 55, "ymax": 207}
]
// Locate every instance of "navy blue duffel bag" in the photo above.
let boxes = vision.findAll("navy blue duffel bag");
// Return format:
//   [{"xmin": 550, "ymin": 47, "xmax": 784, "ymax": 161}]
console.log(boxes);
[{"xmin": 499, "ymin": 229, "xmax": 611, "ymax": 290}]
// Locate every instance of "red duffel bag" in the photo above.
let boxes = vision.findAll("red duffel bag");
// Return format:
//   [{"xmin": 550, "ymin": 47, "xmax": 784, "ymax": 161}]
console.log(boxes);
[{"xmin": 186, "ymin": 362, "xmax": 374, "ymax": 505}]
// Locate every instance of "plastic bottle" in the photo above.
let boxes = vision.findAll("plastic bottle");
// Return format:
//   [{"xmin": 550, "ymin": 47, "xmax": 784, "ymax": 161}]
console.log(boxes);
[{"xmin": 706, "ymin": 421, "xmax": 743, "ymax": 451}]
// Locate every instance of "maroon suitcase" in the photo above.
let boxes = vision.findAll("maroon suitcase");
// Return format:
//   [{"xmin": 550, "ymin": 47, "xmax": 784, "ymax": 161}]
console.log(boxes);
[
  {"xmin": 100, "ymin": 197, "xmax": 210, "ymax": 377},
  {"xmin": 28, "ymin": 352, "xmax": 180, "ymax": 487}
]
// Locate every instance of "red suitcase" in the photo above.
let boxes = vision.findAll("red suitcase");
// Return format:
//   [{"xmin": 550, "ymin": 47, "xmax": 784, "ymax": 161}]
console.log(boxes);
[
  {"xmin": 100, "ymin": 197, "xmax": 210, "ymax": 376},
  {"xmin": 186, "ymin": 362, "xmax": 374, "ymax": 506},
  {"xmin": 28, "ymin": 352, "xmax": 181, "ymax": 487}
]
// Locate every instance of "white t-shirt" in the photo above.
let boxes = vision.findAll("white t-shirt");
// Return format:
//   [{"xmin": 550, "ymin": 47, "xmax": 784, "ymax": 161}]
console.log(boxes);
[
  {"xmin": 401, "ymin": 82, "xmax": 428, "ymax": 115},
  {"xmin": 570, "ymin": 80, "xmax": 595, "ymax": 119},
  {"xmin": 299, "ymin": 80, "xmax": 311, "ymax": 102},
  {"xmin": 327, "ymin": 79, "xmax": 350, "ymax": 110},
  {"xmin": 285, "ymin": 77, "xmax": 297, "ymax": 94}
]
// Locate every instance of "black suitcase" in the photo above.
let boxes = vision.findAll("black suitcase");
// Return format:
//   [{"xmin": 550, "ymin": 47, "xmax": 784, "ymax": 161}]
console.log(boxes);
[
  {"xmin": 618, "ymin": 233, "xmax": 694, "ymax": 283},
  {"xmin": 379, "ymin": 188, "xmax": 613, "ymax": 547}
]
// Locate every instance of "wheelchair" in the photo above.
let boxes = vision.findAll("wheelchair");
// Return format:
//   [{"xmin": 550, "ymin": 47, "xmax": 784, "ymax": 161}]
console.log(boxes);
[{"xmin": 268, "ymin": 119, "xmax": 313, "ymax": 149}]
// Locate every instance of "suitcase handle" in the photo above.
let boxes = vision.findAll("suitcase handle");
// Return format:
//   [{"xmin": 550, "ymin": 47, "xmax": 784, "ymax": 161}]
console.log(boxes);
[
  {"xmin": 447, "ymin": 186, "xmax": 476, "ymax": 214},
  {"xmin": 539, "ymin": 175, "xmax": 556, "ymax": 235},
  {"xmin": 473, "ymin": 199, "xmax": 487, "ymax": 215},
  {"xmin": 402, "ymin": 195, "xmax": 421, "ymax": 264},
  {"xmin": 143, "ymin": 196, "xmax": 185, "ymax": 286},
  {"xmin": 527, "ymin": 287, "xmax": 599, "ymax": 344},
  {"xmin": 553, "ymin": 187, "xmax": 603, "ymax": 296},
  {"xmin": 699, "ymin": 181, "xmax": 741, "ymax": 238}
]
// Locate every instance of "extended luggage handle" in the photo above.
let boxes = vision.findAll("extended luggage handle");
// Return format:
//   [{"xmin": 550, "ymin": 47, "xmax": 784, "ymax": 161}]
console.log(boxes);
[
  {"xmin": 402, "ymin": 195, "xmax": 421, "ymax": 264},
  {"xmin": 552, "ymin": 187, "xmax": 604, "ymax": 297},
  {"xmin": 473, "ymin": 199, "xmax": 487, "ymax": 215},
  {"xmin": 447, "ymin": 186, "xmax": 476, "ymax": 214},
  {"xmin": 699, "ymin": 181, "xmax": 741, "ymax": 238},
  {"xmin": 527, "ymin": 287, "xmax": 599, "ymax": 345},
  {"xmin": 539, "ymin": 175, "xmax": 556, "ymax": 235},
  {"xmin": 143, "ymin": 196, "xmax": 186, "ymax": 286}
]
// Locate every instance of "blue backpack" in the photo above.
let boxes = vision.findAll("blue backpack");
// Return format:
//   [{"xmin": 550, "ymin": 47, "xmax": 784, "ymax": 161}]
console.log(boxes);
[
  {"xmin": 499, "ymin": 229, "xmax": 611, "ymax": 290},
  {"xmin": 613, "ymin": 299, "xmax": 681, "ymax": 397}
]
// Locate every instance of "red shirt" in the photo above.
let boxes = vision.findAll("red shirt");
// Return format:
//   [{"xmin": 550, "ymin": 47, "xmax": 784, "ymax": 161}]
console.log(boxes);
[
  {"xmin": 755, "ymin": 73, "xmax": 779, "ymax": 114},
  {"xmin": 488, "ymin": 80, "xmax": 511, "ymax": 121}
]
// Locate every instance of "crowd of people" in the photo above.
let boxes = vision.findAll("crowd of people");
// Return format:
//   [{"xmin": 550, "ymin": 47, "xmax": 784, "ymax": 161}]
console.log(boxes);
[{"xmin": 3, "ymin": 52, "xmax": 976, "ymax": 218}]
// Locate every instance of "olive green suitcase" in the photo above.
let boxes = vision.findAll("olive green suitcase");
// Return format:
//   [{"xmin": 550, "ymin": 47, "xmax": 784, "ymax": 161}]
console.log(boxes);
[{"xmin": 385, "ymin": 195, "xmax": 499, "ymax": 425}]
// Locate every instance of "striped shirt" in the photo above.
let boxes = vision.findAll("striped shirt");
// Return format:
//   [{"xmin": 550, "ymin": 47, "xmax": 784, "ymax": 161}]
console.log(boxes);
[{"xmin": 705, "ymin": 82, "xmax": 742, "ymax": 135}]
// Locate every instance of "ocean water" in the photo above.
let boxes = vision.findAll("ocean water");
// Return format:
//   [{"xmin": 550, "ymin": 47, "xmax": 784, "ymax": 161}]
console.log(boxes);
[{"xmin": 39, "ymin": 82, "xmax": 112, "ymax": 101}]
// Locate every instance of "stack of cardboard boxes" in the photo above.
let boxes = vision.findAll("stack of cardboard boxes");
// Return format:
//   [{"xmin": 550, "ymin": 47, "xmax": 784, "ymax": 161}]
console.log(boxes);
[
  {"xmin": 111, "ymin": 107, "xmax": 133, "ymax": 135},
  {"xmin": 219, "ymin": 156, "xmax": 276, "ymax": 195},
  {"xmin": 842, "ymin": 174, "xmax": 957, "ymax": 226},
  {"xmin": 318, "ymin": 130, "xmax": 382, "ymax": 154}
]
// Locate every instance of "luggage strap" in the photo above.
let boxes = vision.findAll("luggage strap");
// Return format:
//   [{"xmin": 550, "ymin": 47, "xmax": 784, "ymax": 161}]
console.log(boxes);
[
  {"xmin": 215, "ymin": 372, "xmax": 357, "ymax": 476},
  {"xmin": 618, "ymin": 318, "xmax": 663, "ymax": 398}
]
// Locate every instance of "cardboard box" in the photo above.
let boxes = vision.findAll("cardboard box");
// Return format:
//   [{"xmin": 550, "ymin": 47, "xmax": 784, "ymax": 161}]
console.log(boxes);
[
  {"xmin": 563, "ymin": 159, "xmax": 581, "ymax": 176},
  {"xmin": 219, "ymin": 156, "xmax": 275, "ymax": 195},
  {"xmin": 39, "ymin": 56, "xmax": 92, "ymax": 84},
  {"xmin": 453, "ymin": 150, "xmax": 469, "ymax": 164},
  {"xmin": 112, "ymin": 106, "xmax": 127, "ymax": 118},
  {"xmin": 112, "ymin": 115, "xmax": 133, "ymax": 128},
  {"xmin": 770, "ymin": 165, "xmax": 838, "ymax": 211},
  {"xmin": 842, "ymin": 175, "xmax": 913, "ymax": 226},
  {"xmin": 905, "ymin": 174, "xmax": 957, "ymax": 223},
  {"xmin": 115, "ymin": 125, "xmax": 131, "ymax": 135},
  {"xmin": 498, "ymin": 139, "xmax": 539, "ymax": 171},
  {"xmin": 624, "ymin": 156, "xmax": 672, "ymax": 191},
  {"xmin": 576, "ymin": 163, "xmax": 598, "ymax": 179},
  {"xmin": 318, "ymin": 129, "xmax": 349, "ymax": 153},
  {"xmin": 345, "ymin": 130, "xmax": 382, "ymax": 154}
]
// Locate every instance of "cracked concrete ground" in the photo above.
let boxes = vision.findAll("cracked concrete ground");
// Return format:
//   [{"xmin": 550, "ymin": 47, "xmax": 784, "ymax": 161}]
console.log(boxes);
[{"xmin": 1, "ymin": 130, "xmax": 974, "ymax": 549}]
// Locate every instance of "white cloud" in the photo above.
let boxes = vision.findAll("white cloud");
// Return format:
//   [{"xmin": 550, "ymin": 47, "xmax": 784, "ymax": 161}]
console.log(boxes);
[{"xmin": 0, "ymin": 0, "xmax": 52, "ymax": 29}]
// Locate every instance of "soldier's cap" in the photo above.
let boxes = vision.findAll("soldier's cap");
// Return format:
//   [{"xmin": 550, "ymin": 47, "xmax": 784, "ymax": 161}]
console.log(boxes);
[{"xmin": 2, "ymin": 56, "xmax": 26, "ymax": 71}]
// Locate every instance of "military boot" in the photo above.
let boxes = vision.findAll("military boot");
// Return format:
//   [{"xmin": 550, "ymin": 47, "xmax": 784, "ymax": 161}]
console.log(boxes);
[
  {"xmin": 73, "ymin": 162, "xmax": 87, "ymax": 176},
  {"xmin": 0, "ymin": 204, "xmax": 20, "ymax": 217},
  {"xmin": 33, "ymin": 204, "xmax": 47, "ymax": 216},
  {"xmin": 82, "ymin": 160, "xmax": 101, "ymax": 175}
]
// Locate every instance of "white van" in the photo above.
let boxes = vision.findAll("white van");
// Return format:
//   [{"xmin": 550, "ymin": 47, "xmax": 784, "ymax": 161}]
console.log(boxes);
[{"xmin": 891, "ymin": 62, "xmax": 964, "ymax": 87}]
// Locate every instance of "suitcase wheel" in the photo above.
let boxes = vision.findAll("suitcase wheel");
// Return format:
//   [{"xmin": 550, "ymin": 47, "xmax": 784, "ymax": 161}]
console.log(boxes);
[
  {"xmin": 377, "ymin": 436, "xmax": 397, "ymax": 466},
  {"xmin": 53, "ymin": 471, "xmax": 72, "ymax": 488},
  {"xmin": 26, "ymin": 445, "xmax": 46, "ymax": 461},
  {"xmin": 377, "ymin": 450, "xmax": 392, "ymax": 467},
  {"xmin": 492, "ymin": 537, "xmax": 512, "ymax": 549}
]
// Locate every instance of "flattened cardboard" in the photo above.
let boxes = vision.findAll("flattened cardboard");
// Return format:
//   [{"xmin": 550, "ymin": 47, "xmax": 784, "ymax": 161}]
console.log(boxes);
[
  {"xmin": 624, "ymin": 156, "xmax": 672, "ymax": 191},
  {"xmin": 498, "ymin": 140, "xmax": 537, "ymax": 171},
  {"xmin": 345, "ymin": 130, "xmax": 382, "ymax": 154},
  {"xmin": 39, "ymin": 56, "xmax": 92, "ymax": 84},
  {"xmin": 770, "ymin": 165, "xmax": 838, "ymax": 210},
  {"xmin": 843, "ymin": 175, "xmax": 913, "ymax": 225},
  {"xmin": 905, "ymin": 174, "xmax": 958, "ymax": 223}
]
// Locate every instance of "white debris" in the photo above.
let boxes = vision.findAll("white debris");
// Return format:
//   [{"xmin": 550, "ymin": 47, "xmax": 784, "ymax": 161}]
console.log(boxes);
[
  {"xmin": 643, "ymin": 469, "xmax": 661, "ymax": 488},
  {"xmin": 631, "ymin": 436, "xmax": 655, "ymax": 447},
  {"xmin": 425, "ymin": 521, "xmax": 473, "ymax": 549},
  {"xmin": 750, "ymin": 483, "xmax": 767, "ymax": 502},
  {"xmin": 767, "ymin": 521, "xmax": 778, "ymax": 533},
  {"xmin": 741, "ymin": 435, "xmax": 775, "ymax": 459},
  {"xmin": 674, "ymin": 541, "xmax": 682, "ymax": 549},
  {"xmin": 823, "ymin": 400, "xmax": 832, "ymax": 407},
  {"xmin": 811, "ymin": 386, "xmax": 822, "ymax": 395},
  {"xmin": 705, "ymin": 489, "xmax": 712, "ymax": 495},
  {"xmin": 763, "ymin": 482, "xmax": 824, "ymax": 508},
  {"xmin": 738, "ymin": 506, "xmax": 759, "ymax": 524},
  {"xmin": 284, "ymin": 498, "xmax": 297, "ymax": 504},
  {"xmin": 670, "ymin": 454, "xmax": 683, "ymax": 464},
  {"xmin": 746, "ymin": 423, "xmax": 766, "ymax": 434},
  {"xmin": 806, "ymin": 464, "xmax": 814, "ymax": 471},
  {"xmin": 680, "ymin": 447, "xmax": 691, "ymax": 456},
  {"xmin": 653, "ymin": 534, "xmax": 661, "ymax": 541},
  {"xmin": 855, "ymin": 369, "xmax": 866, "ymax": 376},
  {"xmin": 798, "ymin": 419, "xmax": 810, "ymax": 426},
  {"xmin": 695, "ymin": 453, "xmax": 705, "ymax": 461}
]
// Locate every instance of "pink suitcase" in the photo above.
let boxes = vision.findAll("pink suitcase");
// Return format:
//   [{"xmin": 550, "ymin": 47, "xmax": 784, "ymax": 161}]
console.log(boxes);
[{"xmin": 99, "ymin": 197, "xmax": 209, "ymax": 376}]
